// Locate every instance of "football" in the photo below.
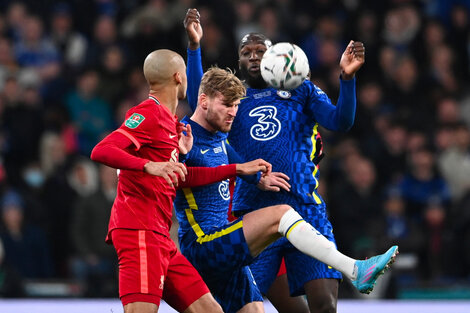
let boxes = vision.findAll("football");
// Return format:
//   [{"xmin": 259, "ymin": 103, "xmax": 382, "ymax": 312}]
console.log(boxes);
[{"xmin": 260, "ymin": 42, "xmax": 310, "ymax": 90}]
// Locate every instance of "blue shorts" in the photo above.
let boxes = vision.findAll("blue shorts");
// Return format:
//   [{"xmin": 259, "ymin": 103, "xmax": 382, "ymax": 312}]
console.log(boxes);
[
  {"xmin": 249, "ymin": 202, "xmax": 342, "ymax": 296},
  {"xmin": 180, "ymin": 217, "xmax": 263, "ymax": 313}
]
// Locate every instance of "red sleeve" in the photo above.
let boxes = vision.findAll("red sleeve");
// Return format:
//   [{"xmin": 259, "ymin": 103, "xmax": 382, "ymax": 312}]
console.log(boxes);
[
  {"xmin": 90, "ymin": 131, "xmax": 149, "ymax": 171},
  {"xmin": 179, "ymin": 164, "xmax": 237, "ymax": 188}
]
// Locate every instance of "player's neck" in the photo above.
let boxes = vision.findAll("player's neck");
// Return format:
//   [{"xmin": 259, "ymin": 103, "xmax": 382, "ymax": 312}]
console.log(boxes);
[{"xmin": 149, "ymin": 88, "xmax": 178, "ymax": 114}]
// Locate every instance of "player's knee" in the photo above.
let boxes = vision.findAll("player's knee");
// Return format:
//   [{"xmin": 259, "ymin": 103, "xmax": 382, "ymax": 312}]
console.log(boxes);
[
  {"xmin": 307, "ymin": 293, "xmax": 337, "ymax": 313},
  {"xmin": 276, "ymin": 204, "xmax": 293, "ymax": 217},
  {"xmin": 273, "ymin": 204, "xmax": 293, "ymax": 229}
]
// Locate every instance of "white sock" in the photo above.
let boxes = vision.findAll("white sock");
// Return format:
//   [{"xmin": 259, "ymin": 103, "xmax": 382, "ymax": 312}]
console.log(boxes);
[{"xmin": 278, "ymin": 208, "xmax": 357, "ymax": 280}]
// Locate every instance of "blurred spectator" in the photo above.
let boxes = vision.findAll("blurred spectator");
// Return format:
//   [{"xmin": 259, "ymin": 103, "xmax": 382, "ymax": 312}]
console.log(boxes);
[
  {"xmin": 373, "ymin": 187, "xmax": 425, "ymax": 279},
  {"xmin": 5, "ymin": 2, "xmax": 28, "ymax": 43},
  {"xmin": 49, "ymin": 3, "xmax": 88, "ymax": 71},
  {"xmin": 435, "ymin": 97, "xmax": 461, "ymax": 125},
  {"xmin": 96, "ymin": 45, "xmax": 128, "ymax": 111},
  {"xmin": 64, "ymin": 69, "xmax": 113, "ymax": 156},
  {"xmin": 0, "ymin": 238, "xmax": 24, "ymax": 297},
  {"xmin": 69, "ymin": 164, "xmax": 117, "ymax": 297},
  {"xmin": 449, "ymin": 4, "xmax": 470, "ymax": 82},
  {"xmin": 383, "ymin": 3, "xmax": 421, "ymax": 50},
  {"xmin": 438, "ymin": 122, "xmax": 470, "ymax": 203},
  {"xmin": 85, "ymin": 15, "xmax": 127, "ymax": 68},
  {"xmin": 329, "ymin": 157, "xmax": 382, "ymax": 257},
  {"xmin": 233, "ymin": 0, "xmax": 260, "ymax": 41},
  {"xmin": 0, "ymin": 189, "xmax": 54, "ymax": 279},
  {"xmin": 1, "ymin": 79, "xmax": 44, "ymax": 187},
  {"xmin": 421, "ymin": 198, "xmax": 455, "ymax": 280},
  {"xmin": 39, "ymin": 133, "xmax": 77, "ymax": 277},
  {"xmin": 397, "ymin": 146, "xmax": 451, "ymax": 221},
  {"xmin": 13, "ymin": 15, "xmax": 59, "ymax": 68},
  {"xmin": 373, "ymin": 122, "xmax": 408, "ymax": 186}
]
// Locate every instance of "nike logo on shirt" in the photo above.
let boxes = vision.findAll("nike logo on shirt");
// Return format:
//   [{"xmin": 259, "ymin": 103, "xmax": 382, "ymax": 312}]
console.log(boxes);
[
  {"xmin": 169, "ymin": 134, "xmax": 177, "ymax": 138},
  {"xmin": 200, "ymin": 149, "xmax": 210, "ymax": 154}
]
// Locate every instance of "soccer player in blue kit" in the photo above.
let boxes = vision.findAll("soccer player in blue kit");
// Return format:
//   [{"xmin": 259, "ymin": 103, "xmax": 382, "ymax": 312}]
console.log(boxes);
[
  {"xmin": 182, "ymin": 8, "xmax": 397, "ymax": 313},
  {"xmin": 175, "ymin": 66, "xmax": 398, "ymax": 313}
]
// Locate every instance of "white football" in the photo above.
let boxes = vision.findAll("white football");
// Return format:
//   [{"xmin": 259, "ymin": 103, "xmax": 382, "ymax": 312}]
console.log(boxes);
[{"xmin": 260, "ymin": 42, "xmax": 309, "ymax": 90}]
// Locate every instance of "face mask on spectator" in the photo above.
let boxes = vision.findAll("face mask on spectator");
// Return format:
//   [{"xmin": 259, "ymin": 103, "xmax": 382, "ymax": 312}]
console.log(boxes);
[{"xmin": 23, "ymin": 169, "xmax": 45, "ymax": 188}]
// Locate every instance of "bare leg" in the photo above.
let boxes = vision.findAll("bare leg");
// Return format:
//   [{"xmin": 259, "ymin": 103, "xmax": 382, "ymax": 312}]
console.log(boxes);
[
  {"xmin": 242, "ymin": 205, "xmax": 291, "ymax": 256},
  {"xmin": 124, "ymin": 302, "xmax": 158, "ymax": 313},
  {"xmin": 267, "ymin": 274, "xmax": 309, "ymax": 313},
  {"xmin": 304, "ymin": 278, "xmax": 339, "ymax": 313},
  {"xmin": 236, "ymin": 301, "xmax": 264, "ymax": 313},
  {"xmin": 183, "ymin": 292, "xmax": 223, "ymax": 313}
]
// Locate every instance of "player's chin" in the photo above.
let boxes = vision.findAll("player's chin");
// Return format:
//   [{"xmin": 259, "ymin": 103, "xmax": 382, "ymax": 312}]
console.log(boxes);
[
  {"xmin": 221, "ymin": 124, "xmax": 233, "ymax": 133},
  {"xmin": 248, "ymin": 69, "xmax": 261, "ymax": 77}
]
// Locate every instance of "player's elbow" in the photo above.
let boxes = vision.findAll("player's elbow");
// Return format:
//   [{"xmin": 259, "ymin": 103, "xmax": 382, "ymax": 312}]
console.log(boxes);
[
  {"xmin": 337, "ymin": 118, "xmax": 354, "ymax": 132},
  {"xmin": 90, "ymin": 144, "xmax": 103, "ymax": 163}
]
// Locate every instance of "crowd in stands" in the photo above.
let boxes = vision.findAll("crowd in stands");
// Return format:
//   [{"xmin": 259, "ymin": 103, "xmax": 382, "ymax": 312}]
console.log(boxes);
[{"xmin": 0, "ymin": 0, "xmax": 469, "ymax": 298}]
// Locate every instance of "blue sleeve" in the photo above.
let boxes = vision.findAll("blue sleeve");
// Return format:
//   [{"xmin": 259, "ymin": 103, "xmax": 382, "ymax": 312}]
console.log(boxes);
[
  {"xmin": 308, "ymin": 77, "xmax": 356, "ymax": 132},
  {"xmin": 187, "ymin": 48, "xmax": 204, "ymax": 111},
  {"xmin": 226, "ymin": 141, "xmax": 260, "ymax": 184}
]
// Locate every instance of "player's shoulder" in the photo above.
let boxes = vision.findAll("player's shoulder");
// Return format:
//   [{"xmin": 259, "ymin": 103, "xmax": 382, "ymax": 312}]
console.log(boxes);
[
  {"xmin": 296, "ymin": 79, "xmax": 328, "ymax": 99},
  {"xmin": 122, "ymin": 99, "xmax": 159, "ymax": 128}
]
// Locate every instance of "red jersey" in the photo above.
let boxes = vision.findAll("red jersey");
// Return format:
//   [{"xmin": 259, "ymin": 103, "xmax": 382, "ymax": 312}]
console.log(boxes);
[
  {"xmin": 91, "ymin": 95, "xmax": 237, "ymax": 242},
  {"xmin": 111, "ymin": 96, "xmax": 180, "ymax": 238}
]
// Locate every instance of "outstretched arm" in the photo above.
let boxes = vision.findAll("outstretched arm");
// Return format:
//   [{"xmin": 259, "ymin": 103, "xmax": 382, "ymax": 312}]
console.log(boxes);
[
  {"xmin": 180, "ymin": 159, "xmax": 271, "ymax": 188},
  {"xmin": 310, "ymin": 41, "xmax": 365, "ymax": 132},
  {"xmin": 185, "ymin": 8, "xmax": 204, "ymax": 111}
]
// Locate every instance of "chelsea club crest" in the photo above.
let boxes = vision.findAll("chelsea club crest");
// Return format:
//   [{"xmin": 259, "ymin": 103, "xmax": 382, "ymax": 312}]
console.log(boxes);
[{"xmin": 277, "ymin": 90, "xmax": 291, "ymax": 99}]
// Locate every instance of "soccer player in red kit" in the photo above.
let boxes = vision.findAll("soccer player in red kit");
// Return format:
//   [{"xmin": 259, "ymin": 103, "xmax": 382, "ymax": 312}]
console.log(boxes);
[{"xmin": 91, "ymin": 49, "xmax": 269, "ymax": 313}]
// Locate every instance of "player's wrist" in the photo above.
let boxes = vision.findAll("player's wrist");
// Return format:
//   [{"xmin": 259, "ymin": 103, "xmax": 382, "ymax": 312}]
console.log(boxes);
[
  {"xmin": 340, "ymin": 70, "xmax": 355, "ymax": 80},
  {"xmin": 188, "ymin": 41, "xmax": 200, "ymax": 51},
  {"xmin": 143, "ymin": 161, "xmax": 152, "ymax": 172}
]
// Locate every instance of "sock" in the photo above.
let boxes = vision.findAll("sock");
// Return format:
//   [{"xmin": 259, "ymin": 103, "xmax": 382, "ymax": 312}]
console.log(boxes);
[{"xmin": 278, "ymin": 208, "xmax": 357, "ymax": 280}]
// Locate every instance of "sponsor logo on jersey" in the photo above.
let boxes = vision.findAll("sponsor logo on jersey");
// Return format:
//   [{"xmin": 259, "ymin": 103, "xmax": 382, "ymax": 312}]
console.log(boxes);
[
  {"xmin": 125, "ymin": 113, "xmax": 145, "ymax": 129},
  {"xmin": 314, "ymin": 85, "xmax": 326, "ymax": 95},
  {"xmin": 249, "ymin": 105, "xmax": 281, "ymax": 141},
  {"xmin": 213, "ymin": 146, "xmax": 222, "ymax": 154},
  {"xmin": 169, "ymin": 134, "xmax": 177, "ymax": 139},
  {"xmin": 253, "ymin": 91, "xmax": 272, "ymax": 99},
  {"xmin": 200, "ymin": 149, "xmax": 210, "ymax": 154},
  {"xmin": 219, "ymin": 180, "xmax": 230, "ymax": 200},
  {"xmin": 170, "ymin": 149, "xmax": 178, "ymax": 162},
  {"xmin": 277, "ymin": 90, "xmax": 291, "ymax": 99}
]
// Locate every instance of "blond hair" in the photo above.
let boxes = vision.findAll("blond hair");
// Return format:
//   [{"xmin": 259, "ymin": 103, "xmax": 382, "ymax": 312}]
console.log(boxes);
[{"xmin": 198, "ymin": 67, "xmax": 246, "ymax": 104}]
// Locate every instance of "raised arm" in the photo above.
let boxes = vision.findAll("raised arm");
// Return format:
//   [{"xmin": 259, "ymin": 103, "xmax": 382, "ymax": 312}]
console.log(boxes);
[
  {"xmin": 184, "ymin": 8, "xmax": 204, "ymax": 111},
  {"xmin": 309, "ymin": 41, "xmax": 365, "ymax": 132}
]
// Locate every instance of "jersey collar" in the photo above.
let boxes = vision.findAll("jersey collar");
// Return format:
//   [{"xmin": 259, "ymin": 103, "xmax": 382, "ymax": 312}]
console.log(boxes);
[{"xmin": 148, "ymin": 95, "xmax": 160, "ymax": 105}]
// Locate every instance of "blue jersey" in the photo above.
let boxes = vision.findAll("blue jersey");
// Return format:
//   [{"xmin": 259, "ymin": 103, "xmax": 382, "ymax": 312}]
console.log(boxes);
[
  {"xmin": 174, "ymin": 117, "xmax": 231, "ymax": 245},
  {"xmin": 174, "ymin": 117, "xmax": 257, "ymax": 246},
  {"xmin": 186, "ymin": 48, "xmax": 356, "ymax": 214},
  {"xmin": 228, "ymin": 79, "xmax": 356, "ymax": 212},
  {"xmin": 173, "ymin": 117, "xmax": 264, "ymax": 311}
]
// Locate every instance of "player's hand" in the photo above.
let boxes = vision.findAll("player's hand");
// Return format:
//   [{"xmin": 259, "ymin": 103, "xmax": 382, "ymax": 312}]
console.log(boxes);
[
  {"xmin": 178, "ymin": 123, "xmax": 193, "ymax": 155},
  {"xmin": 236, "ymin": 159, "xmax": 271, "ymax": 176},
  {"xmin": 340, "ymin": 40, "xmax": 365, "ymax": 80},
  {"xmin": 258, "ymin": 172, "xmax": 291, "ymax": 192},
  {"xmin": 144, "ymin": 161, "xmax": 188, "ymax": 187},
  {"xmin": 184, "ymin": 8, "xmax": 202, "ymax": 50}
]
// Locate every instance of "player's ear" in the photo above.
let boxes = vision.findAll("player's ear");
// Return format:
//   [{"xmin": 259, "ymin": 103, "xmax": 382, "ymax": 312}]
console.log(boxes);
[
  {"xmin": 174, "ymin": 72, "xmax": 182, "ymax": 84},
  {"xmin": 199, "ymin": 93, "xmax": 208, "ymax": 110}
]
